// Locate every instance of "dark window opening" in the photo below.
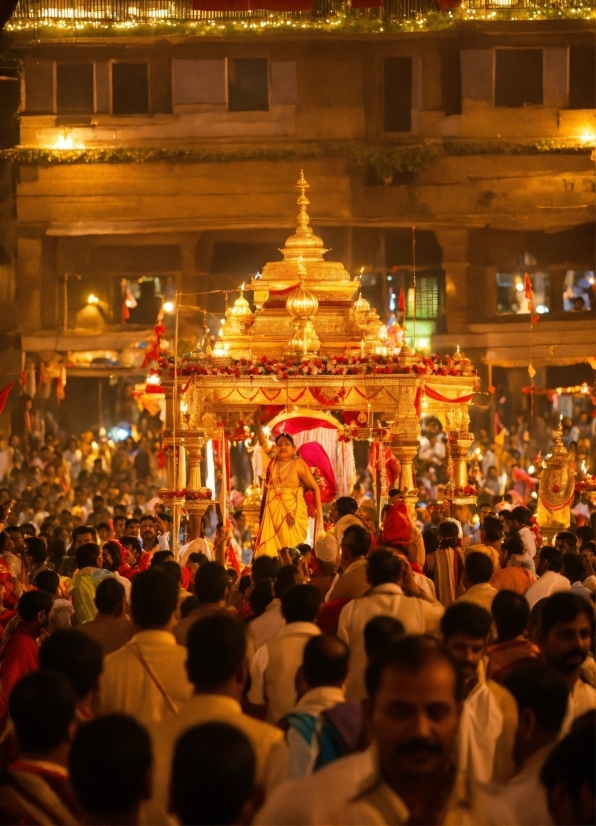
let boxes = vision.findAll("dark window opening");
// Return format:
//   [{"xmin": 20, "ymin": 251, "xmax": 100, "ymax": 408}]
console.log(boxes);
[
  {"xmin": 57, "ymin": 63, "xmax": 94, "ymax": 115},
  {"xmin": 112, "ymin": 63, "xmax": 149, "ymax": 115},
  {"xmin": 495, "ymin": 49, "xmax": 543, "ymax": 108},
  {"xmin": 228, "ymin": 58, "xmax": 268, "ymax": 112},
  {"xmin": 384, "ymin": 57, "xmax": 412, "ymax": 132},
  {"xmin": 210, "ymin": 241, "xmax": 278, "ymax": 275},
  {"xmin": 569, "ymin": 45, "xmax": 596, "ymax": 109},
  {"xmin": 441, "ymin": 49, "xmax": 462, "ymax": 116}
]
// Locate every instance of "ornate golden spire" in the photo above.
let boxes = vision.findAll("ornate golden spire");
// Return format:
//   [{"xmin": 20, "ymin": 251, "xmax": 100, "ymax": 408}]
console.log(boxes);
[{"xmin": 282, "ymin": 171, "xmax": 327, "ymax": 260}]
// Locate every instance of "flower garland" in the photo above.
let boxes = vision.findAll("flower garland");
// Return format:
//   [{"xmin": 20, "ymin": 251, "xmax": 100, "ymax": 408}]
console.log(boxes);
[{"xmin": 159, "ymin": 352, "xmax": 477, "ymax": 379}]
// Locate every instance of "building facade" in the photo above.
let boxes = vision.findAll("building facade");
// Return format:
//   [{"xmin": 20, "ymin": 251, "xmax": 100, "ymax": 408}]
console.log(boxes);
[{"xmin": 0, "ymin": 2, "xmax": 594, "ymax": 431}]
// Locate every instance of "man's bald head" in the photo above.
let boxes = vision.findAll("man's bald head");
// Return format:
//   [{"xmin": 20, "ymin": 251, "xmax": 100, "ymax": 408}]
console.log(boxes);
[{"xmin": 302, "ymin": 634, "xmax": 349, "ymax": 689}]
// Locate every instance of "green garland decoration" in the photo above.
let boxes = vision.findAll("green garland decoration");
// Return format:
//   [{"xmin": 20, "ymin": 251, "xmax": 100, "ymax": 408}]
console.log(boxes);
[
  {"xmin": 5, "ymin": 6, "xmax": 595, "ymax": 40},
  {"xmin": 0, "ymin": 140, "xmax": 591, "ymax": 182}
]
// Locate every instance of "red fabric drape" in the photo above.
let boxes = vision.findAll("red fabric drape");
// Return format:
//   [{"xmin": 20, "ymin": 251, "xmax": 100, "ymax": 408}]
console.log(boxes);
[
  {"xmin": 271, "ymin": 416, "xmax": 337, "ymax": 436},
  {"xmin": 351, "ymin": 0, "xmax": 382, "ymax": 5},
  {"xmin": 424, "ymin": 387, "xmax": 474, "ymax": 405}
]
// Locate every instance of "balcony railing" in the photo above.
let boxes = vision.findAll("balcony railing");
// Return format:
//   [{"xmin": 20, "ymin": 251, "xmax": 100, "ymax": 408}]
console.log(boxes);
[{"xmin": 9, "ymin": 0, "xmax": 596, "ymax": 25}]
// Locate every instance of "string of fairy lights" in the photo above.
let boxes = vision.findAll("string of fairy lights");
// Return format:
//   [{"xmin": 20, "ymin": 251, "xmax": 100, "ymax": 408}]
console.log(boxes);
[{"xmin": 6, "ymin": 4, "xmax": 595, "ymax": 37}]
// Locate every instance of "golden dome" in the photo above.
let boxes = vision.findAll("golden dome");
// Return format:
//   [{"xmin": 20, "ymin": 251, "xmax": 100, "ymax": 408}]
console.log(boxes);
[
  {"xmin": 230, "ymin": 288, "xmax": 253, "ymax": 319},
  {"xmin": 286, "ymin": 263, "xmax": 319, "ymax": 320}
]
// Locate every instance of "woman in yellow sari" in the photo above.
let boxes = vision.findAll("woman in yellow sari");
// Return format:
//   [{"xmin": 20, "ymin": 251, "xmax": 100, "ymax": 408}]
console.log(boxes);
[{"xmin": 254, "ymin": 432, "xmax": 323, "ymax": 559}]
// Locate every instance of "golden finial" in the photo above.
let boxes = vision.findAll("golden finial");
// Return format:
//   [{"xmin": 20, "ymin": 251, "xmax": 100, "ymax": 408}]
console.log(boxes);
[
  {"xmin": 296, "ymin": 170, "xmax": 310, "ymax": 233},
  {"xmin": 283, "ymin": 171, "xmax": 325, "ymax": 255}
]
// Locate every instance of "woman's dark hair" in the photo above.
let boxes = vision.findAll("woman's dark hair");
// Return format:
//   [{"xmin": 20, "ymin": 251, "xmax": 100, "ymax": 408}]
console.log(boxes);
[
  {"xmin": 102, "ymin": 541, "xmax": 122, "ymax": 570},
  {"xmin": 248, "ymin": 579, "xmax": 274, "ymax": 618},
  {"xmin": 275, "ymin": 432, "xmax": 294, "ymax": 446}
]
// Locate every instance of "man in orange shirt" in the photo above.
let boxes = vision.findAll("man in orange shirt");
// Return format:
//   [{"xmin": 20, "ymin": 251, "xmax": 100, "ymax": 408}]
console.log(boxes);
[
  {"xmin": 0, "ymin": 590, "xmax": 54, "ymax": 732},
  {"xmin": 490, "ymin": 534, "xmax": 535, "ymax": 595}
]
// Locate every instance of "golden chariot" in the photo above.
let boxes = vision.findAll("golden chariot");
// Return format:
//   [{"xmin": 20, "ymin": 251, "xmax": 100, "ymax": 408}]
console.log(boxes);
[{"xmin": 156, "ymin": 173, "xmax": 481, "ymax": 557}]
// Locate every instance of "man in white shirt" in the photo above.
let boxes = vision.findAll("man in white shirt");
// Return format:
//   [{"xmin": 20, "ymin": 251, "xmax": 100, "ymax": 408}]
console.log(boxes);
[
  {"xmin": 539, "ymin": 591, "xmax": 596, "ymax": 730},
  {"xmin": 98, "ymin": 569, "xmax": 193, "ymax": 726},
  {"xmin": 561, "ymin": 552, "xmax": 593, "ymax": 602},
  {"xmin": 525, "ymin": 546, "xmax": 570, "ymax": 609},
  {"xmin": 338, "ymin": 549, "xmax": 443, "ymax": 701},
  {"xmin": 248, "ymin": 584, "xmax": 321, "ymax": 724},
  {"xmin": 246, "ymin": 557, "xmax": 286, "ymax": 655},
  {"xmin": 510, "ymin": 506, "xmax": 537, "ymax": 568},
  {"xmin": 456, "ymin": 552, "xmax": 498, "ymax": 615},
  {"xmin": 284, "ymin": 634, "xmax": 350, "ymax": 779},
  {"xmin": 329, "ymin": 635, "xmax": 515, "ymax": 825},
  {"xmin": 441, "ymin": 602, "xmax": 518, "ymax": 784},
  {"xmin": 142, "ymin": 612, "xmax": 287, "ymax": 825},
  {"xmin": 314, "ymin": 497, "xmax": 364, "ymax": 570},
  {"xmin": 497, "ymin": 663, "xmax": 569, "ymax": 825}
]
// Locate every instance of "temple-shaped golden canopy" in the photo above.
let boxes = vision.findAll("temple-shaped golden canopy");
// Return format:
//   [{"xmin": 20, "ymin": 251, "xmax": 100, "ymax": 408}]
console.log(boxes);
[{"xmin": 215, "ymin": 171, "xmax": 383, "ymax": 359}]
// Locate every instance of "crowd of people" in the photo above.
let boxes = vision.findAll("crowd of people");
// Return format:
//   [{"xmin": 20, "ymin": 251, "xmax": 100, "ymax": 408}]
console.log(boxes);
[{"xmin": 0, "ymin": 418, "xmax": 593, "ymax": 825}]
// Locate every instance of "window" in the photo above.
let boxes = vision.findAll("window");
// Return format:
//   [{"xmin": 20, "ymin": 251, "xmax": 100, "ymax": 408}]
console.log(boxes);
[
  {"xmin": 495, "ymin": 269, "xmax": 550, "ymax": 315},
  {"xmin": 384, "ymin": 57, "xmax": 412, "ymax": 132},
  {"xmin": 227, "ymin": 58, "xmax": 268, "ymax": 112},
  {"xmin": 563, "ymin": 271, "xmax": 594, "ymax": 311},
  {"xmin": 407, "ymin": 276, "xmax": 440, "ymax": 319},
  {"xmin": 495, "ymin": 49, "xmax": 543, "ymax": 107},
  {"xmin": 569, "ymin": 46, "xmax": 596, "ymax": 109},
  {"xmin": 112, "ymin": 63, "xmax": 149, "ymax": 115},
  {"xmin": 57, "ymin": 63, "xmax": 94, "ymax": 115}
]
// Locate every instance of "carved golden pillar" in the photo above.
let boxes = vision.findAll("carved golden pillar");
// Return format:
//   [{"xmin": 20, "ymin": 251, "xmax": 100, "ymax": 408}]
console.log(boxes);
[
  {"xmin": 165, "ymin": 446, "xmax": 176, "ymax": 491},
  {"xmin": 389, "ymin": 379, "xmax": 421, "ymax": 512}
]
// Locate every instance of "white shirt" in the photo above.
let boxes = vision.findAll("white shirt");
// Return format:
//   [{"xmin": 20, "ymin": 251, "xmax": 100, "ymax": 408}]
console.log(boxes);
[
  {"xmin": 337, "ymin": 583, "xmax": 444, "ymax": 701},
  {"xmin": 254, "ymin": 748, "xmax": 375, "ymax": 825},
  {"xmin": 111, "ymin": 571, "xmax": 131, "ymax": 602},
  {"xmin": 525, "ymin": 570, "xmax": 571, "ymax": 609},
  {"xmin": 247, "ymin": 599, "xmax": 285, "ymax": 655},
  {"xmin": 248, "ymin": 622, "xmax": 321, "ymax": 724},
  {"xmin": 561, "ymin": 677, "xmax": 596, "ymax": 734},
  {"xmin": 457, "ymin": 675, "xmax": 517, "ymax": 784},
  {"xmin": 497, "ymin": 745, "xmax": 553, "ymax": 826},
  {"xmin": 517, "ymin": 526, "xmax": 537, "ymax": 560},
  {"xmin": 286, "ymin": 685, "xmax": 346, "ymax": 779},
  {"xmin": 570, "ymin": 580, "xmax": 593, "ymax": 601},
  {"xmin": 330, "ymin": 747, "xmax": 516, "ymax": 825},
  {"xmin": 98, "ymin": 630, "xmax": 193, "ymax": 727}
]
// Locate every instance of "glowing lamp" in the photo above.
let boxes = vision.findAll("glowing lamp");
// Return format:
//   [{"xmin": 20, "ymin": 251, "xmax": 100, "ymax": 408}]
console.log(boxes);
[{"xmin": 163, "ymin": 300, "xmax": 175, "ymax": 313}]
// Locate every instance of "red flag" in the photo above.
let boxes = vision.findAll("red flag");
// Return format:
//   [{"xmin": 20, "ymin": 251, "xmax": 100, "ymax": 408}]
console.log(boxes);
[
  {"xmin": 524, "ymin": 273, "xmax": 533, "ymax": 313},
  {"xmin": 0, "ymin": 383, "xmax": 13, "ymax": 414},
  {"xmin": 121, "ymin": 297, "xmax": 130, "ymax": 324},
  {"xmin": 398, "ymin": 288, "xmax": 406, "ymax": 314}
]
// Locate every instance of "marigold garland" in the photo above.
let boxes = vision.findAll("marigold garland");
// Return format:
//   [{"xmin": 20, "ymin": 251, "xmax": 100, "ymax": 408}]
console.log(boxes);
[{"xmin": 158, "ymin": 352, "xmax": 477, "ymax": 379}]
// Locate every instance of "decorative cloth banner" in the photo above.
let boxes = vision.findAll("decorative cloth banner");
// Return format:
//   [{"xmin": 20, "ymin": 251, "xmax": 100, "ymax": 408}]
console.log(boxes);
[
  {"xmin": 424, "ymin": 387, "xmax": 474, "ymax": 404},
  {"xmin": 271, "ymin": 416, "xmax": 337, "ymax": 437},
  {"xmin": 192, "ymin": 0, "xmax": 312, "ymax": 9}
]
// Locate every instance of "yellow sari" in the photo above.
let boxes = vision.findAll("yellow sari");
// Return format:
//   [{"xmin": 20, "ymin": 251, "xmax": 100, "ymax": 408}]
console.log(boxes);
[{"xmin": 254, "ymin": 485, "xmax": 309, "ymax": 559}]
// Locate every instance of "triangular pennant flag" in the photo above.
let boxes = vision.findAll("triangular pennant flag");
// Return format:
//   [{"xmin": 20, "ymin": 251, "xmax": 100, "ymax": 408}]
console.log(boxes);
[
  {"xmin": 0, "ymin": 383, "xmax": 13, "ymax": 414},
  {"xmin": 398, "ymin": 288, "xmax": 406, "ymax": 314},
  {"xmin": 524, "ymin": 273, "xmax": 533, "ymax": 314}
]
